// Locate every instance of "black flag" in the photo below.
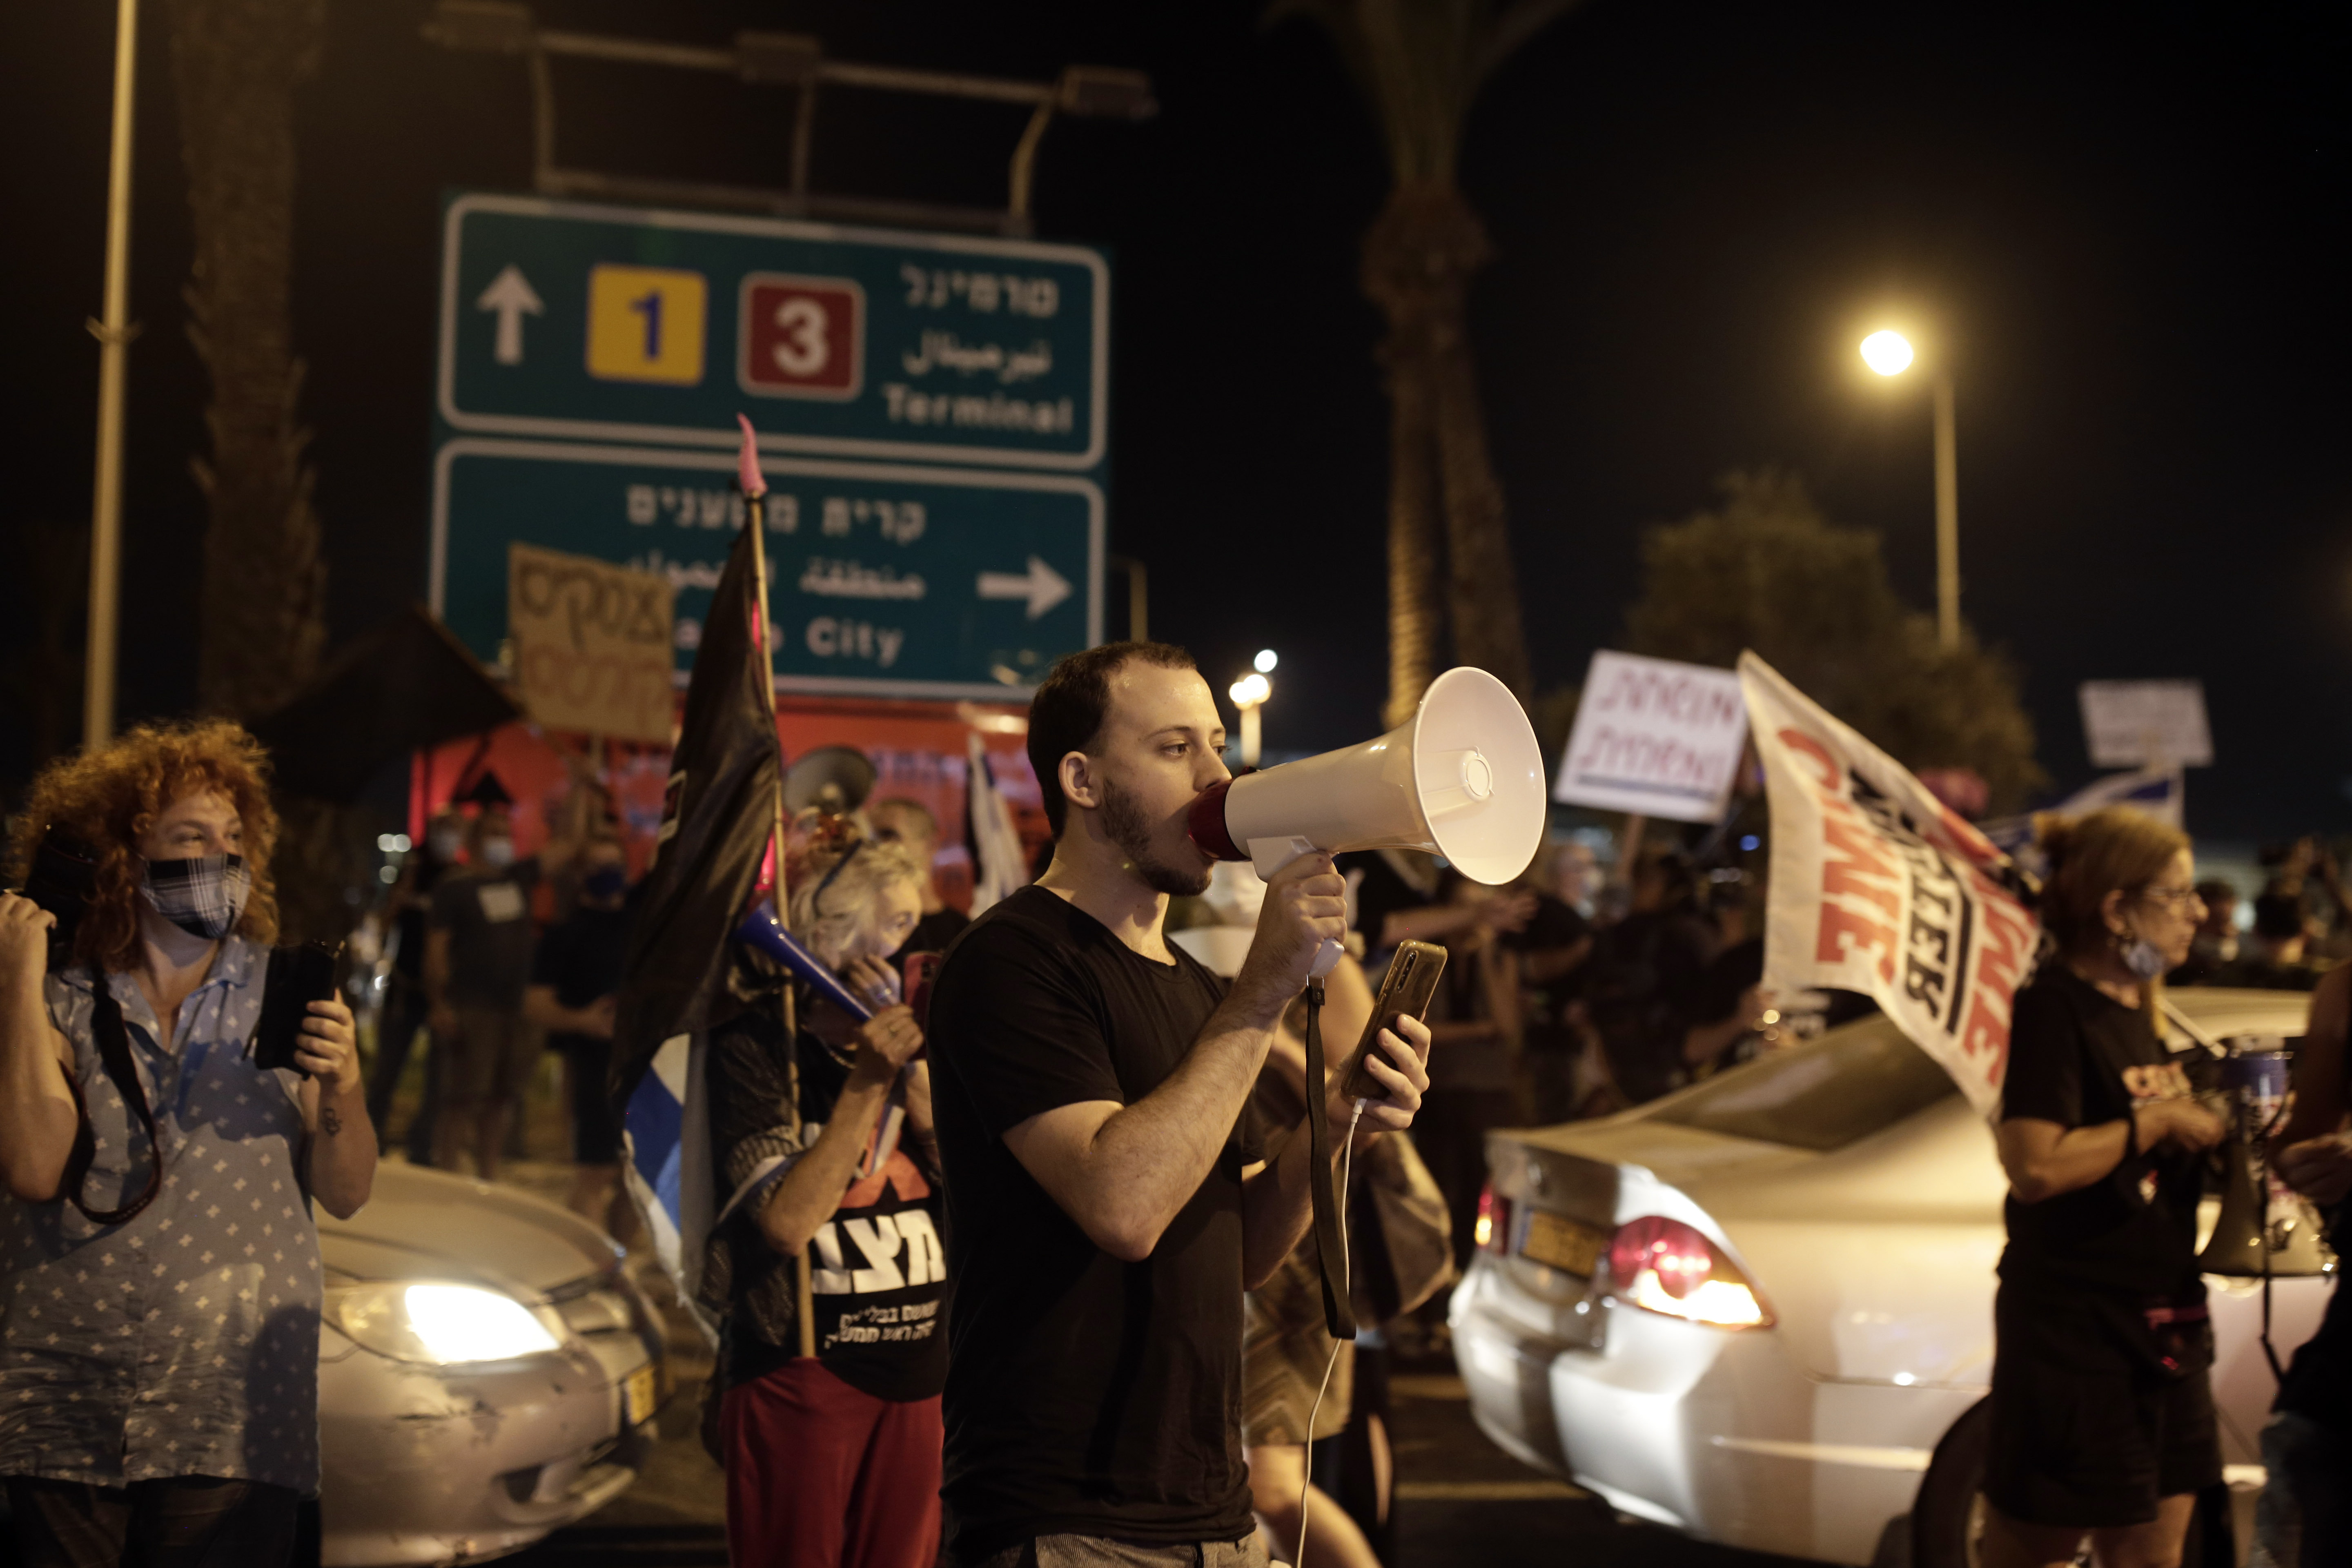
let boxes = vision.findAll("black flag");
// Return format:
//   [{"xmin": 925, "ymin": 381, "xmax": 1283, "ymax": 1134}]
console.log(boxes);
[{"xmin": 610, "ymin": 522, "xmax": 779, "ymax": 1109}]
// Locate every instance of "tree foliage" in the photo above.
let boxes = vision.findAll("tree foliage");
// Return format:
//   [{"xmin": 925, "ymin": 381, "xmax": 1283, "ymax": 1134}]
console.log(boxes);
[{"xmin": 1624, "ymin": 469, "xmax": 2045, "ymax": 811}]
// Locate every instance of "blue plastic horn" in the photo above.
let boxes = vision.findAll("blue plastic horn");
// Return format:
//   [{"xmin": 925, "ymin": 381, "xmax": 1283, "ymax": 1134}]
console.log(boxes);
[{"xmin": 735, "ymin": 906, "xmax": 874, "ymax": 1022}]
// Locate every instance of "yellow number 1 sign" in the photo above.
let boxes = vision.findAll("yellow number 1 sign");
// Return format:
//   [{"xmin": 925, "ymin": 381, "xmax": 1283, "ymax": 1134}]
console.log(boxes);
[{"xmin": 586, "ymin": 265, "xmax": 708, "ymax": 385}]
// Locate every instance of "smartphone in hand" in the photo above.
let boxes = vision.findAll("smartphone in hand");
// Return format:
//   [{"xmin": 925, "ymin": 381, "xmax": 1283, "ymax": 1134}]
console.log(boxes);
[
  {"xmin": 1335, "ymin": 939, "xmax": 1447, "ymax": 1102},
  {"xmin": 254, "ymin": 942, "xmax": 343, "ymax": 1076}
]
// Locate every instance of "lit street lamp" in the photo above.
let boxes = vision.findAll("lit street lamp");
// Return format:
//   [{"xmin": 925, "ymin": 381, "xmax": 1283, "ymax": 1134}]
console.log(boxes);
[
  {"xmin": 1230, "ymin": 668, "xmax": 1272, "ymax": 768},
  {"xmin": 1860, "ymin": 329, "xmax": 1961, "ymax": 653}
]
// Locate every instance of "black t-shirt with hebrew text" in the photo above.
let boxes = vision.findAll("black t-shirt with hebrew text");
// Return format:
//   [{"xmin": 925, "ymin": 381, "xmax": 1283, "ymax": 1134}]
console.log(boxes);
[
  {"xmin": 1998, "ymin": 962, "xmax": 2205, "ymax": 1303},
  {"xmin": 928, "ymin": 886, "xmax": 1263, "ymax": 1559}
]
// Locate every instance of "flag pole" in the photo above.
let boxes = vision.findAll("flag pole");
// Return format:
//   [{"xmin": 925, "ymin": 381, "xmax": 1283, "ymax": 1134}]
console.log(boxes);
[{"xmin": 737, "ymin": 417, "xmax": 815, "ymax": 1361}]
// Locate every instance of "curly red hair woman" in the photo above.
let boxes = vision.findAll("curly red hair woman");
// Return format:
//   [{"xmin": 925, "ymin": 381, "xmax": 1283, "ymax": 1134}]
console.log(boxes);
[
  {"xmin": 0, "ymin": 719, "xmax": 376, "ymax": 1568},
  {"xmin": 5, "ymin": 719, "xmax": 283, "ymax": 972}
]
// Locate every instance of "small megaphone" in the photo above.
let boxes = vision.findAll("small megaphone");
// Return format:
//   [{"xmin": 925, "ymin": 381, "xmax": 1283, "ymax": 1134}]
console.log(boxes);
[
  {"xmin": 2196, "ymin": 1045, "xmax": 2333, "ymax": 1278},
  {"xmin": 784, "ymin": 746, "xmax": 878, "ymax": 816},
  {"xmin": 1187, "ymin": 666, "xmax": 1547, "ymax": 976}
]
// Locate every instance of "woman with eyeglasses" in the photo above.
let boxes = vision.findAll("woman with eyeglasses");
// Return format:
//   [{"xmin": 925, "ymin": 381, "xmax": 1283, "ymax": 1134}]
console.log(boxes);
[
  {"xmin": 1981, "ymin": 807, "xmax": 2227, "ymax": 1568},
  {"xmin": 702, "ymin": 828, "xmax": 945, "ymax": 1568}
]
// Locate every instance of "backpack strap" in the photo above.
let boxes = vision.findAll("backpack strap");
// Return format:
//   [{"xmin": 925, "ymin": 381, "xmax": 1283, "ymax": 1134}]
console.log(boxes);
[{"xmin": 62, "ymin": 979, "xmax": 164, "ymax": 1228}]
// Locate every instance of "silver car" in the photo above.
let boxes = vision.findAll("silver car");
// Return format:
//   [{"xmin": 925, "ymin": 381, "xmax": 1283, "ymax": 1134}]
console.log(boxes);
[
  {"xmin": 1452, "ymin": 987, "xmax": 2334, "ymax": 1566},
  {"xmin": 316, "ymin": 1162, "xmax": 668, "ymax": 1566}
]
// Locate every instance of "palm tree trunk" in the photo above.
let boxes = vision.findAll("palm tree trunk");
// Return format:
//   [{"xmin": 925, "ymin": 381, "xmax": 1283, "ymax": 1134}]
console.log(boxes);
[
  {"xmin": 169, "ymin": 0, "xmax": 328, "ymax": 722},
  {"xmin": 1363, "ymin": 182, "xmax": 1533, "ymax": 715},
  {"xmin": 169, "ymin": 0, "xmax": 348, "ymax": 942},
  {"xmin": 1427, "ymin": 290, "xmax": 1532, "ymax": 702},
  {"xmin": 1374, "ymin": 329, "xmax": 1443, "ymax": 730},
  {"xmin": 1364, "ymin": 189, "xmax": 1446, "ymax": 727}
]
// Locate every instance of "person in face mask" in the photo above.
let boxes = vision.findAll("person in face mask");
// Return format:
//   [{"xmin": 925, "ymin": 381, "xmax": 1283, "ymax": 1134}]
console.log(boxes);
[
  {"xmin": 523, "ymin": 832, "xmax": 636, "ymax": 1237},
  {"xmin": 1981, "ymin": 807, "xmax": 2228, "ymax": 1568},
  {"xmin": 423, "ymin": 807, "xmax": 547, "ymax": 1179},
  {"xmin": 0, "ymin": 720, "xmax": 375, "ymax": 1568},
  {"xmin": 702, "ymin": 827, "xmax": 942, "ymax": 1568},
  {"xmin": 366, "ymin": 808, "xmax": 465, "ymax": 1162}
]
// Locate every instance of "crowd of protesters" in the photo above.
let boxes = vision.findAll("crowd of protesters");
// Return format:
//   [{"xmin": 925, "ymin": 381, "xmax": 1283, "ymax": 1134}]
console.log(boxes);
[{"xmin": 9, "ymin": 687, "xmax": 2351, "ymax": 1568}]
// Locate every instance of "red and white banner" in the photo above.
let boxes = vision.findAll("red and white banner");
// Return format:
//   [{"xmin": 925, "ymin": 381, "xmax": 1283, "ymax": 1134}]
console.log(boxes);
[{"xmin": 1740, "ymin": 652, "xmax": 2038, "ymax": 1114}]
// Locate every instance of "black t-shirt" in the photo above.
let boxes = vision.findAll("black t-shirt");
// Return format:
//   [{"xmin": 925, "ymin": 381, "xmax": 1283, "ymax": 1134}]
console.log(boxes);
[
  {"xmin": 391, "ymin": 860, "xmax": 449, "ymax": 983},
  {"xmin": 927, "ymin": 886, "xmax": 1264, "ymax": 1559},
  {"xmin": 530, "ymin": 906, "xmax": 631, "ymax": 1055},
  {"xmin": 718, "ymin": 1025, "xmax": 951, "ymax": 1403},
  {"xmin": 1339, "ymin": 849, "xmax": 1437, "ymax": 960},
  {"xmin": 2279, "ymin": 1007, "xmax": 2352, "ymax": 1433},
  {"xmin": 894, "ymin": 906, "xmax": 972, "ymax": 963},
  {"xmin": 1998, "ymin": 963, "xmax": 2205, "ymax": 1302}
]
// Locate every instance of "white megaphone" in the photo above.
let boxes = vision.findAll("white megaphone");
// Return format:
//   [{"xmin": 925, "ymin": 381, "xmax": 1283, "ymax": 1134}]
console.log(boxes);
[{"xmin": 1186, "ymin": 666, "xmax": 1548, "ymax": 978}]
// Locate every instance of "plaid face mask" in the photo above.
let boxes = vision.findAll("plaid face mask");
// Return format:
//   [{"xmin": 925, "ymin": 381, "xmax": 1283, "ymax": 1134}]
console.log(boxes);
[{"xmin": 140, "ymin": 853, "xmax": 252, "ymax": 940}]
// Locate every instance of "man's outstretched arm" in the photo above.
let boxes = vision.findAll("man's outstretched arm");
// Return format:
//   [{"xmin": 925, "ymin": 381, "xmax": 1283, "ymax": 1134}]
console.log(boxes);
[{"xmin": 1001, "ymin": 855, "xmax": 1344, "ymax": 1262}]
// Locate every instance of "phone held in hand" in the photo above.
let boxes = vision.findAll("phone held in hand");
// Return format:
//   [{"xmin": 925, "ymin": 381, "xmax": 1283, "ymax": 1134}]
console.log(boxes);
[
  {"xmin": 1336, "ymin": 939, "xmax": 1447, "ymax": 1102},
  {"xmin": 903, "ymin": 951, "xmax": 942, "ymax": 1032},
  {"xmin": 254, "ymin": 941, "xmax": 343, "ymax": 1076}
]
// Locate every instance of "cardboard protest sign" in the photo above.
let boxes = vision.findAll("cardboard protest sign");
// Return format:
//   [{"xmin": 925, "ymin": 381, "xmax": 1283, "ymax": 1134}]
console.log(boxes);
[
  {"xmin": 508, "ymin": 543, "xmax": 677, "ymax": 743},
  {"xmin": 1552, "ymin": 650, "xmax": 1750, "ymax": 823},
  {"xmin": 2077, "ymin": 680, "xmax": 2212, "ymax": 768},
  {"xmin": 1740, "ymin": 651, "xmax": 2038, "ymax": 1114}
]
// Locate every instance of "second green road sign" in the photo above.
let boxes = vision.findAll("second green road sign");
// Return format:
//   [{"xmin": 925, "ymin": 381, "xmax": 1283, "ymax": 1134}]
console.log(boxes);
[
  {"xmin": 435, "ymin": 439, "xmax": 1101, "ymax": 701},
  {"xmin": 431, "ymin": 190, "xmax": 1107, "ymax": 696}
]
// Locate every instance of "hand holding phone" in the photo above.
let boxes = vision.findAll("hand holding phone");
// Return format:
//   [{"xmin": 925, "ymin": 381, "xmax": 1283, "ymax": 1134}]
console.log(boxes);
[
  {"xmin": 1335, "ymin": 940, "xmax": 1447, "ymax": 1102},
  {"xmin": 254, "ymin": 942, "xmax": 344, "ymax": 1077}
]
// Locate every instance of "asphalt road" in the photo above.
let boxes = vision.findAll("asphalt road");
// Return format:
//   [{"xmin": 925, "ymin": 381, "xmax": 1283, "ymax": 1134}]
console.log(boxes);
[{"xmin": 509, "ymin": 1357, "xmax": 1811, "ymax": 1568}]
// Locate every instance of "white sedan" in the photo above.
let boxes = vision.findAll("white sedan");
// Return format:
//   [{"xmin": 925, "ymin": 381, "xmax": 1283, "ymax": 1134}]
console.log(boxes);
[
  {"xmin": 316, "ymin": 1161, "xmax": 668, "ymax": 1566},
  {"xmin": 1451, "ymin": 987, "xmax": 2333, "ymax": 1566}
]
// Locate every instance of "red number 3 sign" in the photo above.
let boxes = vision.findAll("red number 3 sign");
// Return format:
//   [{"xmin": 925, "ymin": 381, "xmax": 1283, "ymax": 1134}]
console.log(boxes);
[{"xmin": 738, "ymin": 274, "xmax": 864, "ymax": 400}]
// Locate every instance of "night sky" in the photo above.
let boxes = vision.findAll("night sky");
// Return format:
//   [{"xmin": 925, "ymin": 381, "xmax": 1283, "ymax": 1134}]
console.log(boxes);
[{"xmin": 3, "ymin": 0, "xmax": 2347, "ymax": 842}]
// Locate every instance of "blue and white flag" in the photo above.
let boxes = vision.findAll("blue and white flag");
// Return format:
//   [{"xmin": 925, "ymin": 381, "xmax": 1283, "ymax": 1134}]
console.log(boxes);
[{"xmin": 1980, "ymin": 766, "xmax": 2184, "ymax": 858}]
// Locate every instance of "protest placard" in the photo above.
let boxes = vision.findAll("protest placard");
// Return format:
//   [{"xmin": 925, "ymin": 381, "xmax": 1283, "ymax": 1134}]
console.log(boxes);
[
  {"xmin": 1552, "ymin": 650, "xmax": 1749, "ymax": 823},
  {"xmin": 508, "ymin": 542, "xmax": 677, "ymax": 743},
  {"xmin": 2077, "ymin": 680, "xmax": 2212, "ymax": 768},
  {"xmin": 1741, "ymin": 651, "xmax": 2038, "ymax": 1114}
]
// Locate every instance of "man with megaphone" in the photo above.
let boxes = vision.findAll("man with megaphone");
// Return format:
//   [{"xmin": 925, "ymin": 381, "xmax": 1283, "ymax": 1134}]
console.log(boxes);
[{"xmin": 926, "ymin": 642, "xmax": 1454, "ymax": 1568}]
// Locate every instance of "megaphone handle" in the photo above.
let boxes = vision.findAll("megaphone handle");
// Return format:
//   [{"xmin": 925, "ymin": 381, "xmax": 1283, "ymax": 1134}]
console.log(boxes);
[{"xmin": 1247, "ymin": 835, "xmax": 1345, "ymax": 980}]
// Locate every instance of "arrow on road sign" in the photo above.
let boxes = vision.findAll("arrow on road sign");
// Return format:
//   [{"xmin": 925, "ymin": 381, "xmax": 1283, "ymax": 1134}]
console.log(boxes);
[
  {"xmin": 477, "ymin": 265, "xmax": 543, "ymax": 366},
  {"xmin": 977, "ymin": 556, "xmax": 1073, "ymax": 620}
]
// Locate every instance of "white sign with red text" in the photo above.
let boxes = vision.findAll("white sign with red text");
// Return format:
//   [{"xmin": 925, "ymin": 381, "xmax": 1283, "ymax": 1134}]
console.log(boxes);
[
  {"xmin": 1741, "ymin": 651, "xmax": 2038, "ymax": 1115},
  {"xmin": 1553, "ymin": 650, "xmax": 1750, "ymax": 823}
]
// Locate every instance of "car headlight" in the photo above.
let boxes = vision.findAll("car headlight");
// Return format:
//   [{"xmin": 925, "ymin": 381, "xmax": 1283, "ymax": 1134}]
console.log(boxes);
[{"xmin": 326, "ymin": 1281, "xmax": 563, "ymax": 1364}]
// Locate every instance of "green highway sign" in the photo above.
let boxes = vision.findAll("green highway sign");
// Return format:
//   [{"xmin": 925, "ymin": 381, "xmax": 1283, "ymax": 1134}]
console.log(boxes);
[
  {"xmin": 433, "ymin": 439, "xmax": 1101, "ymax": 701},
  {"xmin": 437, "ymin": 192, "xmax": 1107, "ymax": 472}
]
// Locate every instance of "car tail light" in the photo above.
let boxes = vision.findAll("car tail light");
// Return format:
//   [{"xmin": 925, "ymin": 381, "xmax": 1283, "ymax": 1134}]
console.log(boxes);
[
  {"xmin": 1604, "ymin": 1215, "xmax": 1772, "ymax": 1329},
  {"xmin": 1474, "ymin": 1183, "xmax": 1512, "ymax": 1254}
]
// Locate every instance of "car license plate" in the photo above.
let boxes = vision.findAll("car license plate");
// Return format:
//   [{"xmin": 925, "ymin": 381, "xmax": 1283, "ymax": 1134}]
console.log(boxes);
[
  {"xmin": 1519, "ymin": 1210, "xmax": 1607, "ymax": 1278},
  {"xmin": 622, "ymin": 1365, "xmax": 658, "ymax": 1428}
]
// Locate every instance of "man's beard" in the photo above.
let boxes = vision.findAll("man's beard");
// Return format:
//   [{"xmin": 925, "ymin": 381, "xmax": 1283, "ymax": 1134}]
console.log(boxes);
[{"xmin": 1100, "ymin": 775, "xmax": 1211, "ymax": 897}]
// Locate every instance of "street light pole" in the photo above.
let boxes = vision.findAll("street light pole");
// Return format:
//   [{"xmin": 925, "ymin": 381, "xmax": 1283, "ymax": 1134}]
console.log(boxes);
[
  {"xmin": 1860, "ymin": 330, "xmax": 1961, "ymax": 653},
  {"xmin": 85, "ymin": 0, "xmax": 140, "ymax": 748},
  {"xmin": 1932, "ymin": 371, "xmax": 1959, "ymax": 653}
]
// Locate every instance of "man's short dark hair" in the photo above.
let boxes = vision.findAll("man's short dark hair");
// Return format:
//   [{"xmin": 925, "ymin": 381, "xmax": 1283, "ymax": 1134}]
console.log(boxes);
[
  {"xmin": 2253, "ymin": 889, "xmax": 2306, "ymax": 942},
  {"xmin": 1026, "ymin": 641, "xmax": 1197, "ymax": 837}
]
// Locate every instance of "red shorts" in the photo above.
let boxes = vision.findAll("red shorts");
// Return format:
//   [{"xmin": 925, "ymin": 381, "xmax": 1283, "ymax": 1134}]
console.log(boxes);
[{"xmin": 721, "ymin": 1358, "xmax": 943, "ymax": 1568}]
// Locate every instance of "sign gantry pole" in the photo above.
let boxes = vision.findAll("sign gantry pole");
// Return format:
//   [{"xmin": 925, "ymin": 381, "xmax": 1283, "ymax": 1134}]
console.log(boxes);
[
  {"xmin": 84, "ymin": 0, "xmax": 140, "ymax": 747},
  {"xmin": 737, "ymin": 417, "xmax": 816, "ymax": 1361}
]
